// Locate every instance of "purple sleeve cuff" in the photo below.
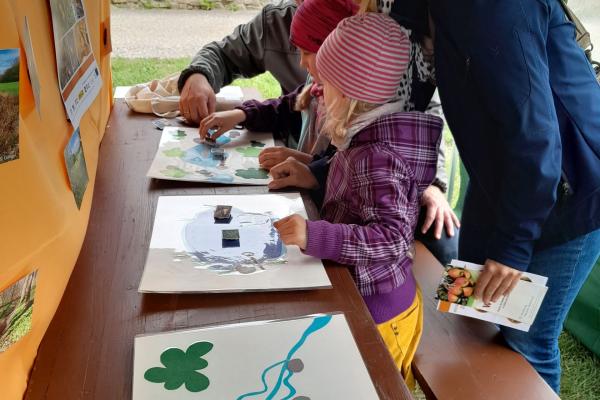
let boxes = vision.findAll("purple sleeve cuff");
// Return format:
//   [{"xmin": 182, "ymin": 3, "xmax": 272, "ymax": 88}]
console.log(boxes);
[
  {"xmin": 236, "ymin": 104, "xmax": 256, "ymax": 128},
  {"xmin": 304, "ymin": 220, "xmax": 344, "ymax": 261}
]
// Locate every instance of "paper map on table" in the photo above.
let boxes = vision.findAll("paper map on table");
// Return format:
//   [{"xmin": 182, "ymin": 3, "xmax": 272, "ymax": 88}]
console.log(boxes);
[{"xmin": 147, "ymin": 127, "xmax": 272, "ymax": 185}]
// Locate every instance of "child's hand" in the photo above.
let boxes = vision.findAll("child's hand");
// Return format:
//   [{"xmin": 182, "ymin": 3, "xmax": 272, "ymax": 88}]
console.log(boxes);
[
  {"xmin": 269, "ymin": 157, "xmax": 319, "ymax": 190},
  {"xmin": 199, "ymin": 110, "xmax": 246, "ymax": 140},
  {"xmin": 273, "ymin": 214, "xmax": 307, "ymax": 250},
  {"xmin": 259, "ymin": 147, "xmax": 314, "ymax": 170}
]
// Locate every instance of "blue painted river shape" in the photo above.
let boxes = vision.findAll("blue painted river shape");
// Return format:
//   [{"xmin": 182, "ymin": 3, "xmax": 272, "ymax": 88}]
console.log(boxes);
[{"xmin": 236, "ymin": 315, "xmax": 332, "ymax": 400}]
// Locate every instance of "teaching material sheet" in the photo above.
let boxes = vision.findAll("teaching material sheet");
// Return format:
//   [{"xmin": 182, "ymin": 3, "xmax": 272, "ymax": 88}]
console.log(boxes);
[
  {"xmin": 139, "ymin": 193, "xmax": 331, "ymax": 293},
  {"xmin": 436, "ymin": 260, "xmax": 548, "ymax": 331},
  {"xmin": 63, "ymin": 127, "xmax": 89, "ymax": 209},
  {"xmin": 0, "ymin": 270, "xmax": 37, "ymax": 353},
  {"xmin": 132, "ymin": 313, "xmax": 378, "ymax": 399},
  {"xmin": 0, "ymin": 48, "xmax": 19, "ymax": 164},
  {"xmin": 49, "ymin": 0, "xmax": 102, "ymax": 127},
  {"xmin": 147, "ymin": 127, "xmax": 272, "ymax": 185}
]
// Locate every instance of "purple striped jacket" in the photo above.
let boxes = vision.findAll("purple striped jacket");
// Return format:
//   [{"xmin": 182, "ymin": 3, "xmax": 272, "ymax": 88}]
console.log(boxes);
[{"xmin": 304, "ymin": 112, "xmax": 443, "ymax": 296}]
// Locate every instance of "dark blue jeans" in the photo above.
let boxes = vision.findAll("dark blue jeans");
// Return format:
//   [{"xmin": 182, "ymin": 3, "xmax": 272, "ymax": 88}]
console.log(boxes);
[{"xmin": 500, "ymin": 229, "xmax": 600, "ymax": 392}]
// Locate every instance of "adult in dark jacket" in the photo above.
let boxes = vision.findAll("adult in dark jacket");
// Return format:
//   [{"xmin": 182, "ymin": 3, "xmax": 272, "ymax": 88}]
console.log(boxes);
[{"xmin": 429, "ymin": 0, "xmax": 600, "ymax": 392}]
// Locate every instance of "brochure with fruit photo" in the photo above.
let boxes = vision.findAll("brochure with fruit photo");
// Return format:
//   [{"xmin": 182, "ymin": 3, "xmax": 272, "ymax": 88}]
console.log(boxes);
[{"xmin": 436, "ymin": 260, "xmax": 548, "ymax": 331}]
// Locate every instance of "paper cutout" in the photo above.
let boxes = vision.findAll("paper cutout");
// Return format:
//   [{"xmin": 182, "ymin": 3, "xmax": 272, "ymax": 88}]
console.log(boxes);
[
  {"xmin": 0, "ymin": 48, "xmax": 19, "ymax": 164},
  {"xmin": 144, "ymin": 342, "xmax": 213, "ymax": 393},
  {"xmin": 147, "ymin": 127, "xmax": 272, "ymax": 185},
  {"xmin": 0, "ymin": 270, "xmax": 37, "ymax": 352}
]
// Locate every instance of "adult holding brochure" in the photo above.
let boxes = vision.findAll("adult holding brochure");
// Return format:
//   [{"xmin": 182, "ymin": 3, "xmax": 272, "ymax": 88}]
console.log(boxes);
[{"xmin": 429, "ymin": 0, "xmax": 600, "ymax": 393}]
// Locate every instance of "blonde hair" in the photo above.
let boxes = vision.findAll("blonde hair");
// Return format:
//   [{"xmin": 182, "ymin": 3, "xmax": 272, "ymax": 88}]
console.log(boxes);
[
  {"xmin": 321, "ymin": 92, "xmax": 378, "ymax": 145},
  {"xmin": 294, "ymin": 84, "xmax": 313, "ymax": 112},
  {"xmin": 357, "ymin": 0, "xmax": 377, "ymax": 13}
]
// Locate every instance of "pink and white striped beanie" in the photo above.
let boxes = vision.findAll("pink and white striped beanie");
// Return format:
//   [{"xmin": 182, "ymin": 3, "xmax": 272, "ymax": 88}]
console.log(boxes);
[{"xmin": 316, "ymin": 13, "xmax": 410, "ymax": 104}]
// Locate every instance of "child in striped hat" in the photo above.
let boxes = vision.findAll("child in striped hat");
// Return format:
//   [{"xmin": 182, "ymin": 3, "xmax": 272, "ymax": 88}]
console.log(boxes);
[{"xmin": 273, "ymin": 12, "xmax": 443, "ymax": 388}]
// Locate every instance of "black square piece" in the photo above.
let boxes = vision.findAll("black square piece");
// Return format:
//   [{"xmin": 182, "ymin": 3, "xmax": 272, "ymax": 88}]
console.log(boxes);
[{"xmin": 222, "ymin": 229, "xmax": 240, "ymax": 248}]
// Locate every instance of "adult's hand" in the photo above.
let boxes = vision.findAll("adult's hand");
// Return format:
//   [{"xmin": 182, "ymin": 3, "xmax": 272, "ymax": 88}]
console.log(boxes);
[
  {"xmin": 179, "ymin": 73, "xmax": 216, "ymax": 125},
  {"xmin": 474, "ymin": 259, "xmax": 522, "ymax": 304},
  {"xmin": 421, "ymin": 185, "xmax": 461, "ymax": 239},
  {"xmin": 268, "ymin": 157, "xmax": 319, "ymax": 190},
  {"xmin": 259, "ymin": 147, "xmax": 313, "ymax": 170}
]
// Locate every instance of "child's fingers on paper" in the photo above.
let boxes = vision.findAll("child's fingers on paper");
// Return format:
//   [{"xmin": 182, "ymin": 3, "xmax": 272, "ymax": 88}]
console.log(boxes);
[
  {"xmin": 260, "ymin": 158, "xmax": 280, "ymax": 170},
  {"xmin": 268, "ymin": 176, "xmax": 294, "ymax": 190},
  {"xmin": 269, "ymin": 162, "xmax": 291, "ymax": 179},
  {"xmin": 198, "ymin": 115, "xmax": 213, "ymax": 138}
]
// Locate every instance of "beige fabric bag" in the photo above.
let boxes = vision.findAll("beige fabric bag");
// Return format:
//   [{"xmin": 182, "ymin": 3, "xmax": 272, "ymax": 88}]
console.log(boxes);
[{"xmin": 124, "ymin": 73, "xmax": 181, "ymax": 118}]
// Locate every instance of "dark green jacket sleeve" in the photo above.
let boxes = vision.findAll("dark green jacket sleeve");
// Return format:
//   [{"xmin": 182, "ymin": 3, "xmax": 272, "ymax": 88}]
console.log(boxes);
[{"xmin": 178, "ymin": 1, "xmax": 306, "ymax": 94}]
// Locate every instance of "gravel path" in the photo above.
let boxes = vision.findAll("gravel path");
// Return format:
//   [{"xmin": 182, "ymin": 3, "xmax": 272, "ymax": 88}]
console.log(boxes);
[
  {"xmin": 111, "ymin": 4, "xmax": 600, "ymax": 59},
  {"xmin": 111, "ymin": 7, "xmax": 257, "ymax": 58}
]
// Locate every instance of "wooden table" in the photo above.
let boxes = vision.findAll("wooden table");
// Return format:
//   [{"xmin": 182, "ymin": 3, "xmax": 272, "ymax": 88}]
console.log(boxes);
[{"xmin": 25, "ymin": 101, "xmax": 412, "ymax": 400}]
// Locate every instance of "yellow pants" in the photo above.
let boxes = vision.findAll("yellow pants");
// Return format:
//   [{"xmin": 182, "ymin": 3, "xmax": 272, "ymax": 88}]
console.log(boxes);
[{"xmin": 376, "ymin": 288, "xmax": 423, "ymax": 391}]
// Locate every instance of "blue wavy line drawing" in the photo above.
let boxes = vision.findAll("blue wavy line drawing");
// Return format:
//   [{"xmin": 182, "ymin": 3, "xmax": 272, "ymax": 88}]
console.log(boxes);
[
  {"xmin": 235, "ymin": 361, "xmax": 286, "ymax": 399},
  {"xmin": 281, "ymin": 369, "xmax": 296, "ymax": 400},
  {"xmin": 236, "ymin": 315, "xmax": 332, "ymax": 400}
]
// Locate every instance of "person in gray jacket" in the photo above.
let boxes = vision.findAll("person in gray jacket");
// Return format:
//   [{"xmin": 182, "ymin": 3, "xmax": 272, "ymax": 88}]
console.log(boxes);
[
  {"xmin": 178, "ymin": 0, "xmax": 460, "ymax": 264},
  {"xmin": 178, "ymin": 1, "xmax": 304, "ymax": 124}
]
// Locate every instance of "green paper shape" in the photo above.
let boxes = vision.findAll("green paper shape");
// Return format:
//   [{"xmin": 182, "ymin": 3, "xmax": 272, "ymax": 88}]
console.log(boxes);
[
  {"xmin": 144, "ymin": 341, "xmax": 213, "ymax": 393},
  {"xmin": 161, "ymin": 165, "xmax": 187, "ymax": 178},
  {"xmin": 235, "ymin": 168, "xmax": 269, "ymax": 180},
  {"xmin": 163, "ymin": 148, "xmax": 186, "ymax": 158},
  {"xmin": 172, "ymin": 130, "xmax": 187, "ymax": 139},
  {"xmin": 236, "ymin": 146, "xmax": 262, "ymax": 157}
]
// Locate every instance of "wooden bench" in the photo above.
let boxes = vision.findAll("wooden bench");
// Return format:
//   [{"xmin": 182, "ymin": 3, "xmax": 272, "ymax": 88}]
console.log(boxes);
[
  {"xmin": 24, "ymin": 100, "xmax": 412, "ymax": 400},
  {"xmin": 412, "ymin": 242, "xmax": 559, "ymax": 400}
]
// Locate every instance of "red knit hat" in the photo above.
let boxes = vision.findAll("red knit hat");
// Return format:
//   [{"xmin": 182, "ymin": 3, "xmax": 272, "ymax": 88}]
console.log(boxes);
[
  {"xmin": 290, "ymin": 0, "xmax": 358, "ymax": 54},
  {"xmin": 316, "ymin": 13, "xmax": 411, "ymax": 104}
]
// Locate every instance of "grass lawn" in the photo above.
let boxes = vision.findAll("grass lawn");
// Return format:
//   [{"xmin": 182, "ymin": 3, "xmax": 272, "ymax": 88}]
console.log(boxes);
[
  {"xmin": 111, "ymin": 57, "xmax": 282, "ymax": 99},
  {"xmin": 0, "ymin": 81, "xmax": 18, "ymax": 96},
  {"xmin": 112, "ymin": 56, "xmax": 600, "ymax": 399}
]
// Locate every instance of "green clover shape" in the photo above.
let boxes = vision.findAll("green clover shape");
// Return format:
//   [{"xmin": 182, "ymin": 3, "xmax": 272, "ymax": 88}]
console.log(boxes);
[{"xmin": 144, "ymin": 341, "xmax": 213, "ymax": 392}]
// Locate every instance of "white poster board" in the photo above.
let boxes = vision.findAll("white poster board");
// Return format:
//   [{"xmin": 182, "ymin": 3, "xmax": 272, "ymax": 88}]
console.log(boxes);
[
  {"xmin": 133, "ymin": 313, "xmax": 378, "ymax": 399},
  {"xmin": 139, "ymin": 193, "xmax": 331, "ymax": 293},
  {"xmin": 147, "ymin": 127, "xmax": 273, "ymax": 185}
]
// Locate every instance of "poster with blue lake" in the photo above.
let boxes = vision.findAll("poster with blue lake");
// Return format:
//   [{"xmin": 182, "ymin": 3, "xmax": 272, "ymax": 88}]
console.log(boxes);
[
  {"xmin": 132, "ymin": 313, "xmax": 378, "ymax": 399},
  {"xmin": 138, "ymin": 193, "xmax": 331, "ymax": 293},
  {"xmin": 146, "ymin": 126, "xmax": 273, "ymax": 185}
]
